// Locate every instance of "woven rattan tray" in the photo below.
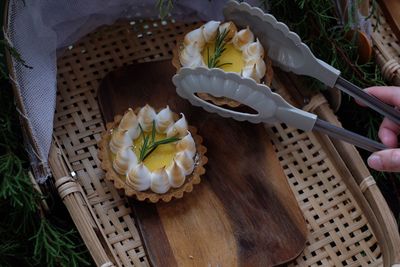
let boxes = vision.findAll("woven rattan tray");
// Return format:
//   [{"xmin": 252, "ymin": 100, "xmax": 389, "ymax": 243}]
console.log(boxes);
[
  {"xmin": 45, "ymin": 19, "xmax": 400, "ymax": 267},
  {"xmin": 372, "ymin": 6, "xmax": 400, "ymax": 85}
]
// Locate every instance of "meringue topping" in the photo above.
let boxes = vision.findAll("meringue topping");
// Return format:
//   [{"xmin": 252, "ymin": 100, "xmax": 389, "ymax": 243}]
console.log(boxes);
[
  {"xmin": 183, "ymin": 28, "xmax": 206, "ymax": 50},
  {"xmin": 184, "ymin": 28, "xmax": 205, "ymax": 49},
  {"xmin": 242, "ymin": 39, "xmax": 264, "ymax": 62},
  {"xmin": 180, "ymin": 42, "xmax": 205, "ymax": 68},
  {"xmin": 175, "ymin": 151, "xmax": 195, "ymax": 175},
  {"xmin": 119, "ymin": 108, "xmax": 140, "ymax": 139},
  {"xmin": 110, "ymin": 129, "xmax": 132, "ymax": 154},
  {"xmin": 232, "ymin": 27, "xmax": 254, "ymax": 51},
  {"xmin": 113, "ymin": 147, "xmax": 137, "ymax": 175},
  {"xmin": 202, "ymin": 20, "xmax": 220, "ymax": 43},
  {"xmin": 126, "ymin": 163, "xmax": 151, "ymax": 191},
  {"xmin": 138, "ymin": 104, "xmax": 156, "ymax": 132},
  {"xmin": 242, "ymin": 58, "xmax": 267, "ymax": 83},
  {"xmin": 119, "ymin": 108, "xmax": 137, "ymax": 130},
  {"xmin": 166, "ymin": 113, "xmax": 188, "ymax": 137},
  {"xmin": 176, "ymin": 131, "xmax": 196, "ymax": 158},
  {"xmin": 150, "ymin": 167, "xmax": 171, "ymax": 194},
  {"xmin": 155, "ymin": 106, "xmax": 174, "ymax": 133},
  {"xmin": 218, "ymin": 21, "xmax": 237, "ymax": 42},
  {"xmin": 167, "ymin": 160, "xmax": 186, "ymax": 188}
]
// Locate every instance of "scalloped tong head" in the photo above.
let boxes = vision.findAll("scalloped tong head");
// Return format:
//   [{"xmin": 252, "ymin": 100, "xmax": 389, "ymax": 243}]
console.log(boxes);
[{"xmin": 173, "ymin": 68, "xmax": 385, "ymax": 152}]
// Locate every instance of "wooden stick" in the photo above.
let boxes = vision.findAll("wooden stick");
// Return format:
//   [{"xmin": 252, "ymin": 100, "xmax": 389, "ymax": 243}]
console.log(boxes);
[{"xmin": 48, "ymin": 142, "xmax": 118, "ymax": 267}]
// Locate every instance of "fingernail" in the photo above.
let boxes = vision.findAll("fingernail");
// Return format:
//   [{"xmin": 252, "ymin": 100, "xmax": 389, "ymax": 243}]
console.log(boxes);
[{"xmin": 368, "ymin": 155, "xmax": 382, "ymax": 170}]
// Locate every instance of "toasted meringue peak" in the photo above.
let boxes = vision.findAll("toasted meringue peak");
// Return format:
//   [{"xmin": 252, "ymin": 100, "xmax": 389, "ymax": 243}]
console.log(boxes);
[
  {"xmin": 166, "ymin": 113, "xmax": 188, "ymax": 137},
  {"xmin": 232, "ymin": 27, "xmax": 254, "ymax": 50},
  {"xmin": 176, "ymin": 131, "xmax": 196, "ymax": 158},
  {"xmin": 150, "ymin": 167, "xmax": 170, "ymax": 194},
  {"xmin": 202, "ymin": 20, "xmax": 220, "ymax": 43},
  {"xmin": 119, "ymin": 108, "xmax": 140, "ymax": 139},
  {"xmin": 126, "ymin": 163, "xmax": 151, "ymax": 191},
  {"xmin": 242, "ymin": 58, "xmax": 266, "ymax": 83},
  {"xmin": 218, "ymin": 21, "xmax": 237, "ymax": 41},
  {"xmin": 167, "ymin": 160, "xmax": 186, "ymax": 188},
  {"xmin": 184, "ymin": 28, "xmax": 205, "ymax": 49},
  {"xmin": 138, "ymin": 104, "xmax": 156, "ymax": 132},
  {"xmin": 113, "ymin": 147, "xmax": 137, "ymax": 175},
  {"xmin": 179, "ymin": 42, "xmax": 205, "ymax": 68},
  {"xmin": 175, "ymin": 151, "xmax": 195, "ymax": 175},
  {"xmin": 243, "ymin": 39, "xmax": 264, "ymax": 62},
  {"xmin": 110, "ymin": 129, "xmax": 132, "ymax": 154},
  {"xmin": 119, "ymin": 108, "xmax": 137, "ymax": 130},
  {"xmin": 155, "ymin": 106, "xmax": 174, "ymax": 133}
]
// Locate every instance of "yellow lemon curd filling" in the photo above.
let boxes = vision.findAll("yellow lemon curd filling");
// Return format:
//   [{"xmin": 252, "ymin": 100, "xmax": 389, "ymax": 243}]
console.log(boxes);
[
  {"xmin": 202, "ymin": 43, "xmax": 244, "ymax": 73},
  {"xmin": 132, "ymin": 132, "xmax": 176, "ymax": 172}
]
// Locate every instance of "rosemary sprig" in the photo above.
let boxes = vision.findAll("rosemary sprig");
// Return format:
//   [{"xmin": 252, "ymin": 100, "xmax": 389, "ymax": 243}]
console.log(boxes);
[
  {"xmin": 138, "ymin": 121, "xmax": 180, "ymax": 162},
  {"xmin": 156, "ymin": 0, "xmax": 174, "ymax": 19},
  {"xmin": 207, "ymin": 29, "xmax": 232, "ymax": 69}
]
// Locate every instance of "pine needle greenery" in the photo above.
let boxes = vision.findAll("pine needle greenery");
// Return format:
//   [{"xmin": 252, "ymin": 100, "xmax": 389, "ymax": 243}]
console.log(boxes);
[
  {"xmin": 156, "ymin": 0, "xmax": 174, "ymax": 19},
  {"xmin": 206, "ymin": 29, "xmax": 232, "ymax": 68},
  {"xmin": 0, "ymin": 32, "xmax": 91, "ymax": 267},
  {"xmin": 31, "ymin": 219, "xmax": 90, "ymax": 266},
  {"xmin": 137, "ymin": 122, "xmax": 180, "ymax": 162},
  {"xmin": 0, "ymin": 84, "xmax": 92, "ymax": 266}
]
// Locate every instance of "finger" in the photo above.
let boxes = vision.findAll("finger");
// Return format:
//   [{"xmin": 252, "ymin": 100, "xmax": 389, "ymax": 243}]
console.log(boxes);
[
  {"xmin": 378, "ymin": 117, "xmax": 400, "ymax": 148},
  {"xmin": 359, "ymin": 86, "xmax": 400, "ymax": 107},
  {"xmin": 368, "ymin": 149, "xmax": 400, "ymax": 172}
]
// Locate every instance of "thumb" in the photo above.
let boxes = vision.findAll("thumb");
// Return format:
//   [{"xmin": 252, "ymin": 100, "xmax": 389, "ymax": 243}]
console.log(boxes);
[{"xmin": 367, "ymin": 149, "xmax": 400, "ymax": 172}]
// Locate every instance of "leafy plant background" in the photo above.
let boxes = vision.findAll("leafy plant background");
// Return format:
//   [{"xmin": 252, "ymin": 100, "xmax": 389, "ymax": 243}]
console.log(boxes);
[
  {"xmin": 0, "ymin": 2, "xmax": 92, "ymax": 267},
  {"xmin": 0, "ymin": 0, "xmax": 399, "ymax": 266}
]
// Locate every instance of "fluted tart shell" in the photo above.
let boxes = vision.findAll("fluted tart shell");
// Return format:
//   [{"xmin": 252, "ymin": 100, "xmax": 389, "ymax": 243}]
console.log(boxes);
[{"xmin": 98, "ymin": 113, "xmax": 207, "ymax": 203}]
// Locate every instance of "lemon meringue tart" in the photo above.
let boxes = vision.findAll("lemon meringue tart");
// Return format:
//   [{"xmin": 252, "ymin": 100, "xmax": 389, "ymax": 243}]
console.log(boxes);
[
  {"xmin": 98, "ymin": 105, "xmax": 207, "ymax": 203},
  {"xmin": 173, "ymin": 21, "xmax": 273, "ymax": 107}
]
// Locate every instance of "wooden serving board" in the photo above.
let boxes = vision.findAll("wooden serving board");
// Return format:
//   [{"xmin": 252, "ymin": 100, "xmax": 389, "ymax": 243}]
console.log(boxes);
[{"xmin": 98, "ymin": 60, "xmax": 307, "ymax": 267}]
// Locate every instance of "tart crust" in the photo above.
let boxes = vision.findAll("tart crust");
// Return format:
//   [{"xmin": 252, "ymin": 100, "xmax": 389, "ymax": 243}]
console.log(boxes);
[{"xmin": 98, "ymin": 113, "xmax": 207, "ymax": 203}]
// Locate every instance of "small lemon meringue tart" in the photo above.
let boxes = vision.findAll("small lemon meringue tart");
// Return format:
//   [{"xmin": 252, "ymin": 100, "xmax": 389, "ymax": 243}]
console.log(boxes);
[
  {"xmin": 173, "ymin": 21, "xmax": 274, "ymax": 107},
  {"xmin": 98, "ymin": 105, "xmax": 207, "ymax": 203}
]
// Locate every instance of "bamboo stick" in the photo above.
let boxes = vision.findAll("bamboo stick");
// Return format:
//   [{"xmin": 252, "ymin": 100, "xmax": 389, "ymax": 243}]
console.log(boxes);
[{"xmin": 48, "ymin": 142, "xmax": 119, "ymax": 267}]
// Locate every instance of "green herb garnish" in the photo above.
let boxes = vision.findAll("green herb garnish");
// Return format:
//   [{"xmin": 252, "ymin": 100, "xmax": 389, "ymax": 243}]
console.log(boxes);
[
  {"xmin": 137, "ymin": 121, "xmax": 180, "ymax": 162},
  {"xmin": 207, "ymin": 29, "xmax": 232, "ymax": 69}
]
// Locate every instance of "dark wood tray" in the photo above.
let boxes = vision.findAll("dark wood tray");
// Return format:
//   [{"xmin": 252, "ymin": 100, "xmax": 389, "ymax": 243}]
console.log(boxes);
[{"xmin": 97, "ymin": 60, "xmax": 307, "ymax": 267}]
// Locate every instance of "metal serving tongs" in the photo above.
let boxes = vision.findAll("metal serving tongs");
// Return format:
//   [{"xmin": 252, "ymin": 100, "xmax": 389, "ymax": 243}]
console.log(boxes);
[
  {"xmin": 217, "ymin": 1, "xmax": 400, "ymax": 126},
  {"xmin": 172, "ymin": 68, "xmax": 386, "ymax": 152}
]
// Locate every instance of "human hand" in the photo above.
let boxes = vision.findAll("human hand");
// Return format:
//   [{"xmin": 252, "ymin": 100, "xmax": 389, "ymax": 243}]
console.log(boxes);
[{"xmin": 358, "ymin": 86, "xmax": 400, "ymax": 172}]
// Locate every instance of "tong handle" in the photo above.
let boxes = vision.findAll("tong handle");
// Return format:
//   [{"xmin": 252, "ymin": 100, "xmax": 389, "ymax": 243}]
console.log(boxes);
[
  {"xmin": 313, "ymin": 118, "xmax": 386, "ymax": 152},
  {"xmin": 335, "ymin": 77, "xmax": 400, "ymax": 125}
]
